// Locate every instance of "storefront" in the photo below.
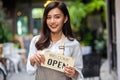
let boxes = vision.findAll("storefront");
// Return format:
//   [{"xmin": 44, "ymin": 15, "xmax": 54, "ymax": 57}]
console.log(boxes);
[
  {"xmin": 106, "ymin": 0, "xmax": 120, "ymax": 79},
  {"xmin": 106, "ymin": 0, "xmax": 117, "ymax": 73},
  {"xmin": 116, "ymin": 0, "xmax": 120, "ymax": 80},
  {"xmin": 1, "ymin": 0, "xmax": 120, "ymax": 79}
]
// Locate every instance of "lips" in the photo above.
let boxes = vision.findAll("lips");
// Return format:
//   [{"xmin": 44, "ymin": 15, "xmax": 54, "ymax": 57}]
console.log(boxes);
[
  {"xmin": 50, "ymin": 25, "xmax": 58, "ymax": 28},
  {"xmin": 51, "ymin": 26, "xmax": 57, "ymax": 28}
]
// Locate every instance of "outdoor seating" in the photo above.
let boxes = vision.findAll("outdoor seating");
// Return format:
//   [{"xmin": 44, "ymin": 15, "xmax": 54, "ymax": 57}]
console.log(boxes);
[
  {"xmin": 2, "ymin": 42, "xmax": 25, "ymax": 73},
  {"xmin": 0, "ymin": 57, "xmax": 7, "ymax": 80}
]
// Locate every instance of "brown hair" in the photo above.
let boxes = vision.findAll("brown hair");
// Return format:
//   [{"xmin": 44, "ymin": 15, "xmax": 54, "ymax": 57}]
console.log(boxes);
[{"xmin": 35, "ymin": 1, "xmax": 74, "ymax": 50}]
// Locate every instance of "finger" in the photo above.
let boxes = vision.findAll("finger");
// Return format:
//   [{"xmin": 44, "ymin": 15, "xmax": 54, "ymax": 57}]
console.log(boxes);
[
  {"xmin": 64, "ymin": 66, "xmax": 75, "ymax": 77},
  {"xmin": 64, "ymin": 66, "xmax": 72, "ymax": 73},
  {"xmin": 37, "ymin": 51, "xmax": 45, "ymax": 63},
  {"xmin": 66, "ymin": 66, "xmax": 74, "ymax": 70},
  {"xmin": 67, "ymin": 66, "xmax": 75, "ymax": 73},
  {"xmin": 37, "ymin": 54, "xmax": 45, "ymax": 64},
  {"xmin": 64, "ymin": 67, "xmax": 71, "ymax": 76},
  {"xmin": 64, "ymin": 70, "xmax": 72, "ymax": 78},
  {"xmin": 39, "ymin": 54, "xmax": 45, "ymax": 63},
  {"xmin": 34, "ymin": 54, "xmax": 41, "ymax": 65},
  {"xmin": 30, "ymin": 56, "xmax": 36, "ymax": 66},
  {"xmin": 64, "ymin": 70, "xmax": 70, "ymax": 77},
  {"xmin": 34, "ymin": 58, "xmax": 40, "ymax": 66}
]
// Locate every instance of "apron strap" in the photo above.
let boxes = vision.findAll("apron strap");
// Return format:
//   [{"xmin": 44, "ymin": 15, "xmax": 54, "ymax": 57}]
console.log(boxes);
[{"xmin": 59, "ymin": 34, "xmax": 65, "ymax": 55}]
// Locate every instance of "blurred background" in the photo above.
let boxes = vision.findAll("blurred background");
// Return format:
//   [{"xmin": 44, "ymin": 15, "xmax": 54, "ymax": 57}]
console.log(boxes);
[{"xmin": 0, "ymin": 0, "xmax": 119, "ymax": 80}]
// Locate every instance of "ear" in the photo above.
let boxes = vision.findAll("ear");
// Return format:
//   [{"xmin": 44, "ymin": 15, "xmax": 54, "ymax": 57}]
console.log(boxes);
[{"xmin": 64, "ymin": 16, "xmax": 68, "ymax": 23}]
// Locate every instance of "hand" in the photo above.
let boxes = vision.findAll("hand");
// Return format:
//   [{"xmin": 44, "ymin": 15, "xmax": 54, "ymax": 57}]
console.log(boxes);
[
  {"xmin": 64, "ymin": 66, "xmax": 78, "ymax": 78},
  {"xmin": 30, "ymin": 51, "xmax": 45, "ymax": 66}
]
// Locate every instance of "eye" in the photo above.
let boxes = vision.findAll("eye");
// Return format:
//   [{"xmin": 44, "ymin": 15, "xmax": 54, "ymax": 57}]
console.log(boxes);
[
  {"xmin": 55, "ymin": 16, "xmax": 60, "ymax": 19},
  {"xmin": 47, "ymin": 16, "xmax": 51, "ymax": 19}
]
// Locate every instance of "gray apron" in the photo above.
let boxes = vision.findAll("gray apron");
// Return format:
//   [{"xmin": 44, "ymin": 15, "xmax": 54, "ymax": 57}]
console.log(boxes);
[
  {"xmin": 35, "ymin": 66, "xmax": 69, "ymax": 80},
  {"xmin": 35, "ymin": 34, "xmax": 71, "ymax": 80}
]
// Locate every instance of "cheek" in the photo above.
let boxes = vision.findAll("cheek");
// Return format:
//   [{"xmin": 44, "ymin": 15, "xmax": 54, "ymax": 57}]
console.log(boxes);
[
  {"xmin": 59, "ymin": 19, "xmax": 65, "ymax": 25},
  {"xmin": 60, "ymin": 21, "xmax": 65, "ymax": 27},
  {"xmin": 46, "ymin": 20, "xmax": 49, "ymax": 25}
]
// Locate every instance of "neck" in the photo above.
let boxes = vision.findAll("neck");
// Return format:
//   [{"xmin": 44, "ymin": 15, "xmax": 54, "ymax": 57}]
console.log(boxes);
[{"xmin": 51, "ymin": 32, "xmax": 62, "ymax": 43}]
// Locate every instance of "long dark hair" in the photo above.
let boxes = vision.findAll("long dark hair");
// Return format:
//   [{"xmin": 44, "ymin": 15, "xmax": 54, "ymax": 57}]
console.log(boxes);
[{"xmin": 35, "ymin": 1, "xmax": 74, "ymax": 50}]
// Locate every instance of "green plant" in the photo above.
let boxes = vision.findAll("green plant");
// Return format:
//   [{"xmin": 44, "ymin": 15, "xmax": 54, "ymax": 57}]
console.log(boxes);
[
  {"xmin": 0, "ymin": 7, "xmax": 13, "ymax": 43},
  {"xmin": 68, "ymin": 1, "xmax": 87, "ymax": 31},
  {"xmin": 0, "ymin": 21, "xmax": 13, "ymax": 43},
  {"xmin": 67, "ymin": 0, "xmax": 106, "ymax": 46},
  {"xmin": 68, "ymin": 0, "xmax": 106, "ymax": 30}
]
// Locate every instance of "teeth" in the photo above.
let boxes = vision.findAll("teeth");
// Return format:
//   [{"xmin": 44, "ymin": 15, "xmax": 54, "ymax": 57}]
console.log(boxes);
[
  {"xmin": 51, "ymin": 26, "xmax": 55, "ymax": 27},
  {"xmin": 50, "ymin": 24, "xmax": 57, "ymax": 28}
]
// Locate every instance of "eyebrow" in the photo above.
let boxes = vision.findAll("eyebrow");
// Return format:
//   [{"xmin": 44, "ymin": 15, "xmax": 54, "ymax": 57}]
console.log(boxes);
[{"xmin": 47, "ymin": 14, "xmax": 62, "ymax": 16}]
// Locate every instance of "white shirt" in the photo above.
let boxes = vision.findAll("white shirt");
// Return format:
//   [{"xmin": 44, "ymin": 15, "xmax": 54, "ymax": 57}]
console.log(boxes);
[{"xmin": 26, "ymin": 35, "xmax": 84, "ymax": 80}]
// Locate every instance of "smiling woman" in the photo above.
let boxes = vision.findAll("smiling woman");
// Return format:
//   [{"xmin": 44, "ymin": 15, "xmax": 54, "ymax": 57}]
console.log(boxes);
[{"xmin": 26, "ymin": 1, "xmax": 84, "ymax": 80}]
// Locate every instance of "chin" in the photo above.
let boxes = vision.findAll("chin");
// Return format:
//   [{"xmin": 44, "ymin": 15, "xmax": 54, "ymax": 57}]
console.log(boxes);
[
  {"xmin": 51, "ymin": 30, "xmax": 58, "ymax": 33},
  {"xmin": 51, "ymin": 31, "xmax": 57, "ymax": 33}
]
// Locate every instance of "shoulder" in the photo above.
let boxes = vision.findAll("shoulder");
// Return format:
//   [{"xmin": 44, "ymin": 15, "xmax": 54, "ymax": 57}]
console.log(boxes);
[
  {"xmin": 65, "ymin": 38, "xmax": 80, "ymax": 47},
  {"xmin": 31, "ymin": 35, "xmax": 40, "ymax": 43}
]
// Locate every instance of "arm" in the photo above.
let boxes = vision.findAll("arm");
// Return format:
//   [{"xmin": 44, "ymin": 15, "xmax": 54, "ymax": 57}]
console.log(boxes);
[
  {"xmin": 64, "ymin": 40, "xmax": 84, "ymax": 80},
  {"xmin": 26, "ymin": 36, "xmax": 38, "ymax": 75},
  {"xmin": 26, "ymin": 36, "xmax": 45, "ymax": 75},
  {"xmin": 70, "ymin": 40, "xmax": 84, "ymax": 80}
]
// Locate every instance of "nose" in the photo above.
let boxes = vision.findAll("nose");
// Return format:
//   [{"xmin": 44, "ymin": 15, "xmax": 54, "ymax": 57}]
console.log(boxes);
[{"xmin": 51, "ymin": 17, "xmax": 55, "ymax": 24}]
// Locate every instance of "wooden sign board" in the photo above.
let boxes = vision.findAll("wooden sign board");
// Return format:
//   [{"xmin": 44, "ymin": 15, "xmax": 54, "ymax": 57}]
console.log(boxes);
[{"xmin": 41, "ymin": 50, "xmax": 75, "ymax": 72}]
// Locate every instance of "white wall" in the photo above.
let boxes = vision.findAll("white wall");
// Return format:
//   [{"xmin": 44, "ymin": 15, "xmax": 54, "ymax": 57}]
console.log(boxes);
[{"xmin": 116, "ymin": 0, "xmax": 120, "ymax": 80}]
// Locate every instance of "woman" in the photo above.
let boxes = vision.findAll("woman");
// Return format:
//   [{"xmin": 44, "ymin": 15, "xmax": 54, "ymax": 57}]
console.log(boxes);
[{"xmin": 26, "ymin": 1, "xmax": 84, "ymax": 80}]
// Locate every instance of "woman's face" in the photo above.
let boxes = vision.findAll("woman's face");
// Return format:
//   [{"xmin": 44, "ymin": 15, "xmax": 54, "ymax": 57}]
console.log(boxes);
[{"xmin": 46, "ymin": 8, "xmax": 67, "ymax": 34}]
